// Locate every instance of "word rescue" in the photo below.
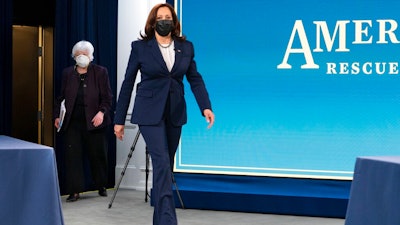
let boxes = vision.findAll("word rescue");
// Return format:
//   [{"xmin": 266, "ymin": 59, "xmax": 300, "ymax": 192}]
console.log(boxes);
[{"xmin": 277, "ymin": 19, "xmax": 400, "ymax": 75}]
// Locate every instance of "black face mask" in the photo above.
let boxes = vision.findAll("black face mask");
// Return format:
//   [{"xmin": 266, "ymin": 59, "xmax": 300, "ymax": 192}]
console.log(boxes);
[{"xmin": 155, "ymin": 20, "xmax": 174, "ymax": 37}]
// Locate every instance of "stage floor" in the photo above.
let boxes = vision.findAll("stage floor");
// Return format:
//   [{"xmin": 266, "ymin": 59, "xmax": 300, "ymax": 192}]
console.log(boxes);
[{"xmin": 62, "ymin": 189, "xmax": 345, "ymax": 225}]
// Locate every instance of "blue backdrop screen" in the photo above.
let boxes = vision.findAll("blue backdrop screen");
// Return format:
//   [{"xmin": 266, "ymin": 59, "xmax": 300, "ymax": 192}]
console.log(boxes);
[{"xmin": 174, "ymin": 0, "xmax": 400, "ymax": 179}]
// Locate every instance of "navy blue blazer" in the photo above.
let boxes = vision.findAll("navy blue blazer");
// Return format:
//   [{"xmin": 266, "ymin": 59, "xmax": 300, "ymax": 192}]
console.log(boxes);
[
  {"xmin": 54, "ymin": 64, "xmax": 113, "ymax": 131},
  {"xmin": 114, "ymin": 37, "xmax": 212, "ymax": 126}
]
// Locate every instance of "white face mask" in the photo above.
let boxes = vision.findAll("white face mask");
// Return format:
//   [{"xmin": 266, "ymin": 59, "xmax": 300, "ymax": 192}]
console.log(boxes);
[{"xmin": 75, "ymin": 54, "xmax": 90, "ymax": 68}]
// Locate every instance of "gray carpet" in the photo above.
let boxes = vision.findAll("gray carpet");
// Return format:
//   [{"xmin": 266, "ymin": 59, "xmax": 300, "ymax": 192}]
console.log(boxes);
[{"xmin": 61, "ymin": 189, "xmax": 345, "ymax": 225}]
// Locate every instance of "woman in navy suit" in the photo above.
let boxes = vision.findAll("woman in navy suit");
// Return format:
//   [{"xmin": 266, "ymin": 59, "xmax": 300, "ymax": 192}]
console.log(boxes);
[
  {"xmin": 114, "ymin": 3, "xmax": 215, "ymax": 225},
  {"xmin": 54, "ymin": 40, "xmax": 112, "ymax": 202}
]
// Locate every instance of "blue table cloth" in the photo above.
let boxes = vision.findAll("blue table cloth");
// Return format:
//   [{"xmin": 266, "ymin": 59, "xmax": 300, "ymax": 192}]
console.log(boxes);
[
  {"xmin": 0, "ymin": 135, "xmax": 64, "ymax": 225},
  {"xmin": 345, "ymin": 156, "xmax": 400, "ymax": 225}
]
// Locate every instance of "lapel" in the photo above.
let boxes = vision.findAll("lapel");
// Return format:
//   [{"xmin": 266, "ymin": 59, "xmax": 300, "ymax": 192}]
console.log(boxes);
[
  {"xmin": 149, "ymin": 38, "xmax": 169, "ymax": 72},
  {"xmin": 66, "ymin": 67, "xmax": 80, "ymax": 104},
  {"xmin": 149, "ymin": 37, "xmax": 184, "ymax": 74},
  {"xmin": 171, "ymin": 40, "xmax": 183, "ymax": 73}
]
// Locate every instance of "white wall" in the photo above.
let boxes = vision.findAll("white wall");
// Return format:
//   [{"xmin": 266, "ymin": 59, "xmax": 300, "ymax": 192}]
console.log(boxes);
[{"xmin": 116, "ymin": 0, "xmax": 165, "ymax": 190}]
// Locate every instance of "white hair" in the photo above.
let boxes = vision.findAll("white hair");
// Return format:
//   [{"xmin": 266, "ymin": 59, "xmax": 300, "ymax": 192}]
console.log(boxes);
[{"xmin": 71, "ymin": 40, "xmax": 94, "ymax": 61}]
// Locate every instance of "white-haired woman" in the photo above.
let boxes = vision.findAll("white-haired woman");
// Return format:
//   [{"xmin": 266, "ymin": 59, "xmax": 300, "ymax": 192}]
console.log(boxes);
[{"xmin": 54, "ymin": 40, "xmax": 113, "ymax": 202}]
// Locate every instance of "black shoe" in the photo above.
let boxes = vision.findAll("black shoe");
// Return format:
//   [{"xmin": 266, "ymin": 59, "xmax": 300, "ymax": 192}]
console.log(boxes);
[
  {"xmin": 66, "ymin": 193, "xmax": 80, "ymax": 202},
  {"xmin": 98, "ymin": 187, "xmax": 107, "ymax": 197}
]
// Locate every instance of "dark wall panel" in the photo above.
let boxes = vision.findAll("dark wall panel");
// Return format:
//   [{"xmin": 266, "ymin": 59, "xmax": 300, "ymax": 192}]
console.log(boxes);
[{"xmin": 13, "ymin": 0, "xmax": 55, "ymax": 26}]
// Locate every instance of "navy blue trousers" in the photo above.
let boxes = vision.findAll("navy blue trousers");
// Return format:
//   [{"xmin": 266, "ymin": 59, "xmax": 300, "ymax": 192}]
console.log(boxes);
[{"xmin": 140, "ymin": 119, "xmax": 182, "ymax": 225}]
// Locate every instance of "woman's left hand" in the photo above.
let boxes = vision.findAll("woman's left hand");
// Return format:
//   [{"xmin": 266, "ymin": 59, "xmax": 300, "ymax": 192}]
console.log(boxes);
[
  {"xmin": 92, "ymin": 111, "xmax": 104, "ymax": 127},
  {"xmin": 203, "ymin": 109, "xmax": 215, "ymax": 129}
]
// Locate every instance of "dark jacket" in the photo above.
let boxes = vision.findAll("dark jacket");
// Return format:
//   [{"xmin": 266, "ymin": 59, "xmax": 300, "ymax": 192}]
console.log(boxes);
[
  {"xmin": 114, "ymin": 37, "xmax": 212, "ymax": 126},
  {"xmin": 54, "ymin": 64, "xmax": 113, "ymax": 131}
]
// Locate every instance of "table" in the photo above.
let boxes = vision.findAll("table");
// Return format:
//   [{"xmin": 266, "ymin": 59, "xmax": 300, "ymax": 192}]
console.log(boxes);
[
  {"xmin": 345, "ymin": 156, "xmax": 400, "ymax": 225},
  {"xmin": 0, "ymin": 135, "xmax": 64, "ymax": 225}
]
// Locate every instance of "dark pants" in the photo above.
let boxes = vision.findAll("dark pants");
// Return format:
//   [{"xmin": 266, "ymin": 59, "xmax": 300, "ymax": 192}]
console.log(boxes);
[
  {"xmin": 64, "ymin": 120, "xmax": 108, "ymax": 194},
  {"xmin": 140, "ymin": 119, "xmax": 182, "ymax": 225}
]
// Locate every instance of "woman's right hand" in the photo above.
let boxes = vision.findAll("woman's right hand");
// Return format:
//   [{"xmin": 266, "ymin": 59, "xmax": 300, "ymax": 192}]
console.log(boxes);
[
  {"xmin": 114, "ymin": 124, "xmax": 125, "ymax": 140},
  {"xmin": 54, "ymin": 118, "xmax": 60, "ymax": 129}
]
